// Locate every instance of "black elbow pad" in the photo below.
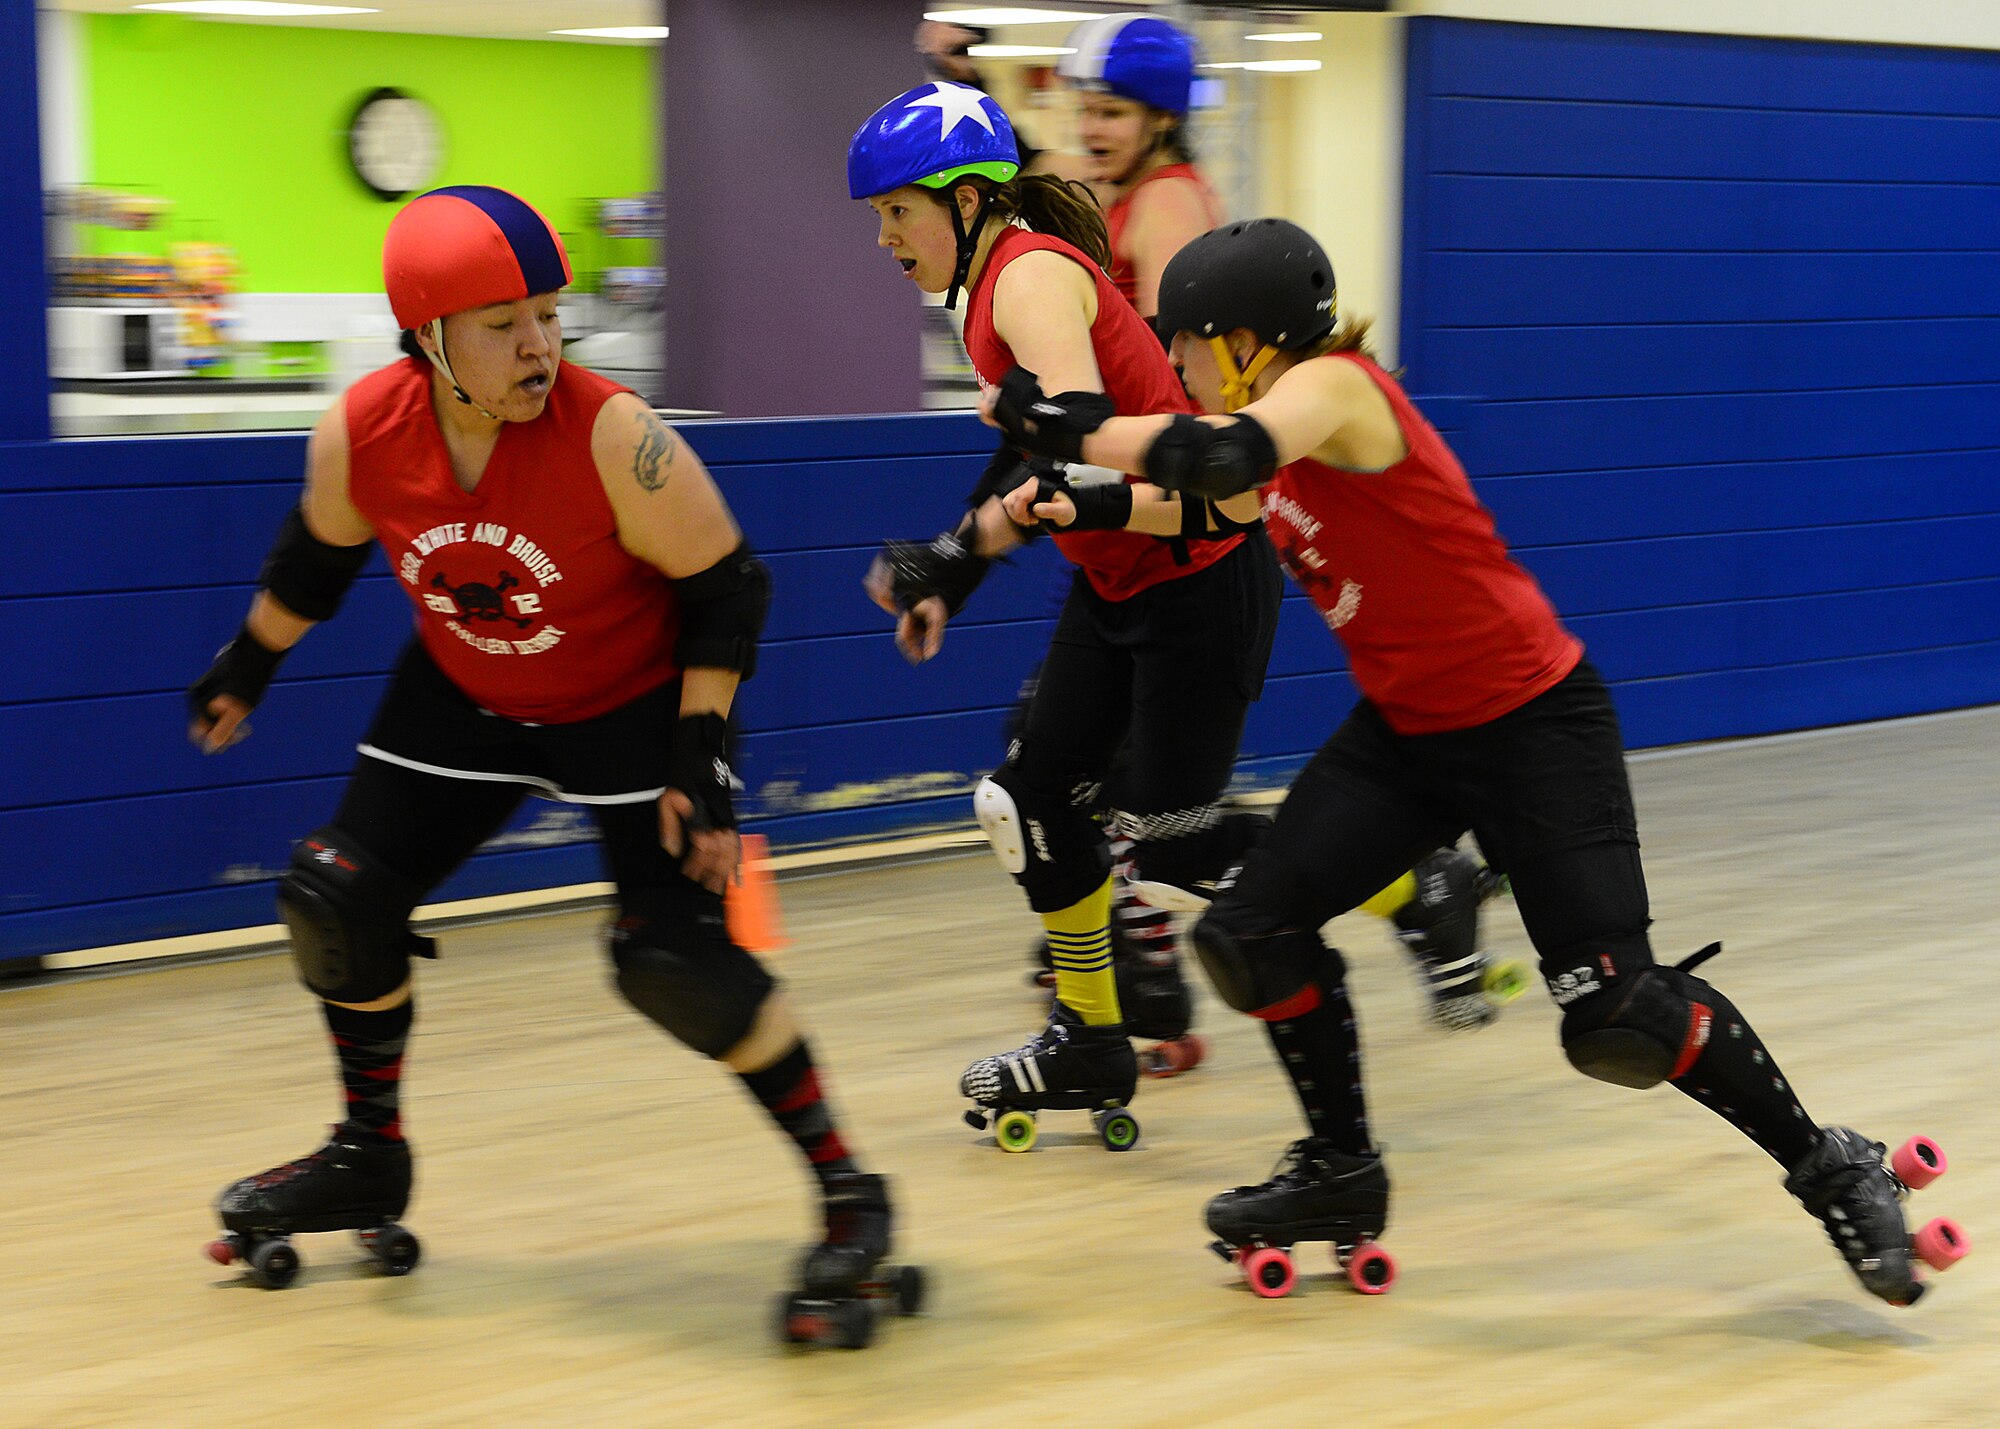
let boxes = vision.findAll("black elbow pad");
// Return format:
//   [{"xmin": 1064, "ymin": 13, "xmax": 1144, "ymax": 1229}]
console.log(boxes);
[
  {"xmin": 1143, "ymin": 413, "xmax": 1279, "ymax": 501},
  {"xmin": 674, "ymin": 542, "xmax": 771, "ymax": 678},
  {"xmin": 260, "ymin": 505, "xmax": 371, "ymax": 622}
]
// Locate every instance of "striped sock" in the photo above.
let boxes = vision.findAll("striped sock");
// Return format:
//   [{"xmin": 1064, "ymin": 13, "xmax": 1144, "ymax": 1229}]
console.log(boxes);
[
  {"xmin": 739, "ymin": 1040, "xmax": 858, "ymax": 1188},
  {"xmin": 1045, "ymin": 874, "xmax": 1121, "ymax": 1026},
  {"xmin": 323, "ymin": 996, "xmax": 412, "ymax": 1144}
]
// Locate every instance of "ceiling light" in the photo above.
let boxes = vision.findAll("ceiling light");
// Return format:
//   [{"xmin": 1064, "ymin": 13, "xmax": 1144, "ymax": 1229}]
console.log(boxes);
[
  {"xmin": 967, "ymin": 44, "xmax": 1076, "ymax": 58},
  {"xmin": 1245, "ymin": 32, "xmax": 1322, "ymax": 43},
  {"xmin": 135, "ymin": 2, "xmax": 378, "ymax": 14},
  {"xmin": 551, "ymin": 26, "xmax": 669, "ymax": 39},
  {"xmin": 923, "ymin": 9, "xmax": 1099, "ymax": 26},
  {"xmin": 1205, "ymin": 59, "xmax": 1321, "ymax": 73}
]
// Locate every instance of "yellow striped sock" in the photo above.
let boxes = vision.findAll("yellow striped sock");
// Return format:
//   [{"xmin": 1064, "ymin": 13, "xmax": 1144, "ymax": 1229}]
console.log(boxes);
[
  {"xmin": 1359, "ymin": 870, "xmax": 1417, "ymax": 921},
  {"xmin": 1044, "ymin": 875, "xmax": 1120, "ymax": 1026}
]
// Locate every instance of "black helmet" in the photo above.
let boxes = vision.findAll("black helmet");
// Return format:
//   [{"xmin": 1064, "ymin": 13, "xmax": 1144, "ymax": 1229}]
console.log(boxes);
[{"xmin": 1155, "ymin": 217, "xmax": 1337, "ymax": 350}]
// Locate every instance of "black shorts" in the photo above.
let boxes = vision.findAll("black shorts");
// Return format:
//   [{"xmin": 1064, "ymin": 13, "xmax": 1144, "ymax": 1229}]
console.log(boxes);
[
  {"xmin": 357, "ymin": 641, "xmax": 679, "ymax": 804},
  {"xmin": 1232, "ymin": 657, "xmax": 1640, "ymax": 930}
]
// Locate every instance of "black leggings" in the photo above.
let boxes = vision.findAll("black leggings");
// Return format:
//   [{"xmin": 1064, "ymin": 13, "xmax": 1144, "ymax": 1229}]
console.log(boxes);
[
  {"xmin": 1220, "ymin": 659, "xmax": 1656, "ymax": 986},
  {"xmin": 999, "ymin": 532, "xmax": 1282, "ymax": 912}
]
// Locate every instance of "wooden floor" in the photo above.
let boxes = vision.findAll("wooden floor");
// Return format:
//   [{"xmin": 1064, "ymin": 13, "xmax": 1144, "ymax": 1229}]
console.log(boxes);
[{"xmin": 5, "ymin": 711, "xmax": 1998, "ymax": 1428}]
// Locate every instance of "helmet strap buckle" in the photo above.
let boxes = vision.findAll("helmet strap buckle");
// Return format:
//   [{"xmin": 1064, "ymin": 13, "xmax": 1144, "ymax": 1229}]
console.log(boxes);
[{"xmin": 1210, "ymin": 336, "xmax": 1278, "ymax": 413}]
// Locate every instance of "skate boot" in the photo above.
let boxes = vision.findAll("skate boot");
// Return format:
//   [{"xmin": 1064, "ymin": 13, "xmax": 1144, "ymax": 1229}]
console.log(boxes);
[
  {"xmin": 1392, "ymin": 849, "xmax": 1527, "ymax": 1032},
  {"xmin": 778, "ymin": 1172, "xmax": 926, "ymax": 1349},
  {"xmin": 207, "ymin": 1129, "xmax": 418, "ymax": 1289},
  {"xmin": 1785, "ymin": 1125, "xmax": 1970, "ymax": 1307},
  {"xmin": 1116, "ymin": 933, "xmax": 1207, "ymax": 1078},
  {"xmin": 1206, "ymin": 1138, "xmax": 1396, "ymax": 1298},
  {"xmin": 960, "ymin": 1000, "xmax": 1141, "ymax": 1153}
]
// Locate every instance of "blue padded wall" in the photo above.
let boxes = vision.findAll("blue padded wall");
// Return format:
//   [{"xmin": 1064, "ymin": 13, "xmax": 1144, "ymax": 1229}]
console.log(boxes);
[
  {"xmin": 1401, "ymin": 19, "xmax": 2000, "ymax": 749},
  {"xmin": 0, "ymin": 417, "xmax": 1344, "ymax": 957}
]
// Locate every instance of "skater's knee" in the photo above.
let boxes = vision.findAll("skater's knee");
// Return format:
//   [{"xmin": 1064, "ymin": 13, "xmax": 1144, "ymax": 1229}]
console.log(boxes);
[
  {"xmin": 1556, "ymin": 947, "xmax": 1714, "ymax": 1090},
  {"xmin": 279, "ymin": 828, "xmax": 433, "ymax": 1003},
  {"xmin": 975, "ymin": 761, "xmax": 1108, "ymax": 912},
  {"xmin": 610, "ymin": 913, "xmax": 776, "ymax": 1058},
  {"xmin": 1192, "ymin": 902, "xmax": 1345, "ymax": 1017}
]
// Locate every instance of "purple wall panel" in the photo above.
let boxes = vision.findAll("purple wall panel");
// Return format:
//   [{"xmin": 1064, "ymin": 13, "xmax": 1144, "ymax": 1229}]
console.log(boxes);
[{"xmin": 661, "ymin": 0, "xmax": 923, "ymax": 416}]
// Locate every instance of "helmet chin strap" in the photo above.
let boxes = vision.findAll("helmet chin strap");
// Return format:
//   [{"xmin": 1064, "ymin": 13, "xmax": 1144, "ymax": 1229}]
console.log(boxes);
[
  {"xmin": 422, "ymin": 317, "xmax": 502, "ymax": 421},
  {"xmin": 1209, "ymin": 337, "xmax": 1278, "ymax": 413},
  {"xmin": 945, "ymin": 191, "xmax": 995, "ymax": 312}
]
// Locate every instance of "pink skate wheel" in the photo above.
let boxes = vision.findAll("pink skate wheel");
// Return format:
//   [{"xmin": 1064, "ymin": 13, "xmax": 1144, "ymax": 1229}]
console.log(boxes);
[
  {"xmin": 1892, "ymin": 1136, "xmax": 1947, "ymax": 1190},
  {"xmin": 205, "ymin": 1239, "xmax": 236, "ymax": 1266},
  {"xmin": 1345, "ymin": 1243, "xmax": 1396, "ymax": 1295},
  {"xmin": 1242, "ymin": 1246, "xmax": 1297, "ymax": 1299},
  {"xmin": 1914, "ymin": 1218, "xmax": 1968, "ymax": 1272}
]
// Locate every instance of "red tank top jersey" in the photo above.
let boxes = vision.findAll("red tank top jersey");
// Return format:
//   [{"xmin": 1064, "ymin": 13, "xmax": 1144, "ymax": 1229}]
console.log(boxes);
[
  {"xmin": 962, "ymin": 225, "xmax": 1239, "ymax": 601},
  {"xmin": 1105, "ymin": 162, "xmax": 1224, "ymax": 312},
  {"xmin": 1262, "ymin": 354, "xmax": 1581, "ymax": 734},
  {"xmin": 344, "ymin": 357, "xmax": 680, "ymax": 723}
]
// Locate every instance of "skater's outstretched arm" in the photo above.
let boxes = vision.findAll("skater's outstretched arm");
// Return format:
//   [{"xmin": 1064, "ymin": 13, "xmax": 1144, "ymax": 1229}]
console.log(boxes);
[{"xmin": 187, "ymin": 398, "xmax": 373, "ymax": 754}]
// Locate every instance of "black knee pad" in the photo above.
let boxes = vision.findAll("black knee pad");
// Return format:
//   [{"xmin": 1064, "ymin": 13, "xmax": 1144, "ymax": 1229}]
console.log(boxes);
[
  {"xmin": 1191, "ymin": 899, "xmax": 1346, "ymax": 1016},
  {"xmin": 278, "ymin": 828, "xmax": 435, "ymax": 1003},
  {"xmin": 975, "ymin": 755, "xmax": 1110, "ymax": 913},
  {"xmin": 1558, "ymin": 959, "xmax": 1720, "ymax": 1089},
  {"xmin": 610, "ymin": 913, "xmax": 777, "ymax": 1058}
]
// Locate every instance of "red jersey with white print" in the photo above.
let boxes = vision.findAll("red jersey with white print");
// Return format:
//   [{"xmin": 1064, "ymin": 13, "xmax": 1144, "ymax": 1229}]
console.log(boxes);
[
  {"xmin": 1105, "ymin": 162, "xmax": 1224, "ymax": 313},
  {"xmin": 962, "ymin": 225, "xmax": 1238, "ymax": 601},
  {"xmin": 1262, "ymin": 353, "xmax": 1581, "ymax": 734},
  {"xmin": 343, "ymin": 357, "xmax": 680, "ymax": 723}
]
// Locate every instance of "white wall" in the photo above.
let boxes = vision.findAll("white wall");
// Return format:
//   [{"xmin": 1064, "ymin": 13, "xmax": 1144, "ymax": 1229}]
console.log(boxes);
[
  {"xmin": 1255, "ymin": 15, "xmax": 1405, "ymax": 366},
  {"xmin": 1401, "ymin": 1, "xmax": 2000, "ymax": 52}
]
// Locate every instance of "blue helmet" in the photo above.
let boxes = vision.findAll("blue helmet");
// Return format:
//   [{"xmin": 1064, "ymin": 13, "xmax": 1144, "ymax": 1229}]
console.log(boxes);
[
  {"xmin": 847, "ymin": 82, "xmax": 1021, "ymax": 201},
  {"xmin": 1058, "ymin": 13, "xmax": 1197, "ymax": 115}
]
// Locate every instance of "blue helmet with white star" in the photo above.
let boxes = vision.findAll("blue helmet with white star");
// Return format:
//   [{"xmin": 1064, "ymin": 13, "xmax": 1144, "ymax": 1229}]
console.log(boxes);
[
  {"xmin": 847, "ymin": 82, "xmax": 1021, "ymax": 201},
  {"xmin": 1058, "ymin": 13, "xmax": 1197, "ymax": 115}
]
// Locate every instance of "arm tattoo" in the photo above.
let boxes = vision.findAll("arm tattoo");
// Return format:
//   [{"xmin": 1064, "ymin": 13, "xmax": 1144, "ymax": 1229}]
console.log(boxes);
[{"xmin": 632, "ymin": 409, "xmax": 678, "ymax": 491}]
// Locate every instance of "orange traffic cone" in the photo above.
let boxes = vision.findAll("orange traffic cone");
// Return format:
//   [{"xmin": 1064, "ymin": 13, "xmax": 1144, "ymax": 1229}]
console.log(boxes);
[{"xmin": 725, "ymin": 832, "xmax": 789, "ymax": 953}]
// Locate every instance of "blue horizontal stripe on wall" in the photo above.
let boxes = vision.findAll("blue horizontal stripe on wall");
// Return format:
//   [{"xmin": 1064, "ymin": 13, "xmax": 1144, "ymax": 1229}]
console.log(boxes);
[{"xmin": 1402, "ymin": 16, "xmax": 2000, "ymax": 852}]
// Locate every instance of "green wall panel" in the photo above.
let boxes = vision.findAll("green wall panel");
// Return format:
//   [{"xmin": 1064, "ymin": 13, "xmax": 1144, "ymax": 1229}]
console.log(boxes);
[{"xmin": 83, "ymin": 15, "xmax": 654, "ymax": 293}]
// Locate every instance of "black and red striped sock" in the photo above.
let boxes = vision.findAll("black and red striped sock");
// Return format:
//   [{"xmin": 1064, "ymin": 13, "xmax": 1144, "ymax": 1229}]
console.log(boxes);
[
  {"xmin": 738, "ymin": 1040, "xmax": 857, "ymax": 1187},
  {"xmin": 322, "ymin": 996, "xmax": 412, "ymax": 1144}
]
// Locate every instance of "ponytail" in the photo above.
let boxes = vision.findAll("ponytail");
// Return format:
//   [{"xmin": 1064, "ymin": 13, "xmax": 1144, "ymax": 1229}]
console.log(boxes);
[{"xmin": 932, "ymin": 175, "xmax": 1112, "ymax": 274}]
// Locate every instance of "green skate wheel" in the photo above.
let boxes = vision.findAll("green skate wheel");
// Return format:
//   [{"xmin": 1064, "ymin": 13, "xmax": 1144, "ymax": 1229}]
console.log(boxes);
[
  {"xmin": 1483, "ymin": 959, "xmax": 1530, "ymax": 1004},
  {"xmin": 995, "ymin": 1109, "xmax": 1038, "ymax": 1153},
  {"xmin": 1094, "ymin": 1108, "xmax": 1140, "ymax": 1152}
]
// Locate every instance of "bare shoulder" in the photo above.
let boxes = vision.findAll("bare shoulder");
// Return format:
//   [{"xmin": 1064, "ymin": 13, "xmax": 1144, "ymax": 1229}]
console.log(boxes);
[
  {"xmin": 995, "ymin": 245, "xmax": 1094, "ymax": 298},
  {"xmin": 303, "ymin": 395, "xmax": 372, "ymax": 542},
  {"xmin": 593, "ymin": 391, "xmax": 687, "ymax": 494},
  {"xmin": 1130, "ymin": 173, "xmax": 1211, "ymax": 226}
]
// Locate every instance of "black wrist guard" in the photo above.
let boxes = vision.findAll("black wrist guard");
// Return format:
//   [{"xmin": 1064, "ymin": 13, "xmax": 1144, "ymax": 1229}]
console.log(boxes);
[
  {"xmin": 879, "ymin": 530, "xmax": 991, "ymax": 618},
  {"xmin": 188, "ymin": 623, "xmax": 285, "ymax": 721},
  {"xmin": 674, "ymin": 542, "xmax": 770, "ymax": 679},
  {"xmin": 261, "ymin": 505, "xmax": 371, "ymax": 622},
  {"xmin": 1058, "ymin": 479, "xmax": 1135, "ymax": 532},
  {"xmin": 991, "ymin": 367, "xmax": 1116, "ymax": 465},
  {"xmin": 668, "ymin": 713, "xmax": 738, "ymax": 832},
  {"xmin": 1143, "ymin": 412, "xmax": 1280, "ymax": 500}
]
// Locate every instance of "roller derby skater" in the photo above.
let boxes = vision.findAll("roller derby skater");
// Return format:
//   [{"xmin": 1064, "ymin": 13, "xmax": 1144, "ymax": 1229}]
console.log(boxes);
[
  {"xmin": 991, "ymin": 216, "xmax": 1969, "ymax": 1305},
  {"xmin": 847, "ymin": 82, "xmax": 1279, "ymax": 1152},
  {"xmin": 190, "ymin": 186, "xmax": 918, "ymax": 1334}
]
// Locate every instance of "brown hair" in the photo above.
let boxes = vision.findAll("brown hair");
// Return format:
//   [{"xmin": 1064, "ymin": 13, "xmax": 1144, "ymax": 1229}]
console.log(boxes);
[
  {"xmin": 1298, "ymin": 316, "xmax": 1386, "ymax": 367},
  {"xmin": 933, "ymin": 174, "xmax": 1112, "ymax": 272}
]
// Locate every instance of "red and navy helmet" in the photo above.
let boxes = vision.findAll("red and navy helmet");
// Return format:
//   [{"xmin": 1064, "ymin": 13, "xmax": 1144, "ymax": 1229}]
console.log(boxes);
[{"xmin": 383, "ymin": 185, "xmax": 572, "ymax": 330}]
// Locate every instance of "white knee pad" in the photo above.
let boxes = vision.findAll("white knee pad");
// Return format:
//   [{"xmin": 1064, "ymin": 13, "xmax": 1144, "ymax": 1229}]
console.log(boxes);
[{"xmin": 974, "ymin": 776, "xmax": 1027, "ymax": 874}]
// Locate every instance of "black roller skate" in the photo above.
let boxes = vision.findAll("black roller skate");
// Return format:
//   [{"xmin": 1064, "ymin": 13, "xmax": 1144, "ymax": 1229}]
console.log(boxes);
[
  {"xmin": 777, "ymin": 1172, "xmax": 926, "ymax": 1350},
  {"xmin": 1206, "ymin": 1138, "xmax": 1396, "ymax": 1299},
  {"xmin": 1118, "ymin": 934, "xmax": 1207, "ymax": 1079},
  {"xmin": 1785, "ymin": 1125, "xmax": 1970, "ymax": 1307},
  {"xmin": 207, "ymin": 1129, "xmax": 418, "ymax": 1289},
  {"xmin": 961, "ymin": 1001, "xmax": 1141, "ymax": 1153},
  {"xmin": 1392, "ymin": 849, "xmax": 1527, "ymax": 1032}
]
